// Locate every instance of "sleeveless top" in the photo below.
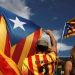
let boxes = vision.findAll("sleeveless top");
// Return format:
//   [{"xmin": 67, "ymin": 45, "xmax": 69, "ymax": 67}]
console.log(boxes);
[{"xmin": 70, "ymin": 61, "xmax": 75, "ymax": 75}]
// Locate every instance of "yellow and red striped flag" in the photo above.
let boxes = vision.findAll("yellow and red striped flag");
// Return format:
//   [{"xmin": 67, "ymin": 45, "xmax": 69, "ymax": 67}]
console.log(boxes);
[
  {"xmin": 0, "ymin": 6, "xmax": 42, "ymax": 73},
  {"xmin": 62, "ymin": 17, "xmax": 75, "ymax": 39},
  {"xmin": 0, "ymin": 50, "xmax": 22, "ymax": 75}
]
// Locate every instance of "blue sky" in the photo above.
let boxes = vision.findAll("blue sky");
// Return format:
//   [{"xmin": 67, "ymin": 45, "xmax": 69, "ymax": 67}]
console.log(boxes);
[{"xmin": 0, "ymin": 0, "xmax": 75, "ymax": 56}]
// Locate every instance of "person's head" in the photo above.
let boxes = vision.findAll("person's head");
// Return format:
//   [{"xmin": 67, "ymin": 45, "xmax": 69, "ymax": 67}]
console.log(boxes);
[
  {"xmin": 36, "ymin": 38, "xmax": 49, "ymax": 53},
  {"xmin": 70, "ymin": 46, "xmax": 75, "ymax": 61}
]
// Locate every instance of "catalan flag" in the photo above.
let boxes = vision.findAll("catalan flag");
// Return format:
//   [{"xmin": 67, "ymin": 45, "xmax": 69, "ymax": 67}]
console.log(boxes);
[
  {"xmin": 62, "ymin": 17, "xmax": 75, "ymax": 39},
  {"xmin": 0, "ymin": 50, "xmax": 22, "ymax": 75},
  {"xmin": 0, "ymin": 6, "xmax": 42, "ymax": 72}
]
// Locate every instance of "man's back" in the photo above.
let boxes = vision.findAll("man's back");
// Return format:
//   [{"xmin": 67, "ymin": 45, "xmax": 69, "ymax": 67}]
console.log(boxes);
[
  {"xmin": 22, "ymin": 52, "xmax": 56, "ymax": 75},
  {"xmin": 22, "ymin": 30, "xmax": 57, "ymax": 75}
]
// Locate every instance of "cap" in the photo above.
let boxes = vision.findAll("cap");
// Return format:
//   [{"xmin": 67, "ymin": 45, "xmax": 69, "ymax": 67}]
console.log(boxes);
[{"xmin": 37, "ymin": 38, "xmax": 49, "ymax": 46}]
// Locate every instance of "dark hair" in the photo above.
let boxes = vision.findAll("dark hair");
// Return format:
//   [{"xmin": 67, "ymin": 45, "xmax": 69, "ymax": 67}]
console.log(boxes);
[
  {"xmin": 70, "ymin": 46, "xmax": 75, "ymax": 61},
  {"xmin": 37, "ymin": 45, "xmax": 48, "ymax": 52}
]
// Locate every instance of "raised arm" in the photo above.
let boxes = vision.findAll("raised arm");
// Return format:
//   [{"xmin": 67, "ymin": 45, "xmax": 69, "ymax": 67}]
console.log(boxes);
[{"xmin": 44, "ymin": 29, "xmax": 57, "ymax": 52}]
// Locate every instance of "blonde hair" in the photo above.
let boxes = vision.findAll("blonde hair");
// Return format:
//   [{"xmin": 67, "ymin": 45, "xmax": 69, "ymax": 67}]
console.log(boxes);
[{"xmin": 70, "ymin": 46, "xmax": 75, "ymax": 61}]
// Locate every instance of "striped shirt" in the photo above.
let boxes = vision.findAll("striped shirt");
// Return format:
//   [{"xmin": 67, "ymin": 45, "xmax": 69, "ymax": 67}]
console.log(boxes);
[{"xmin": 22, "ymin": 51, "xmax": 57, "ymax": 75}]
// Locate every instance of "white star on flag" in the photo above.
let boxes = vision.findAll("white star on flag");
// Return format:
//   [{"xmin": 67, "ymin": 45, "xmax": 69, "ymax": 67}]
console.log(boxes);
[{"xmin": 9, "ymin": 17, "xmax": 26, "ymax": 31}]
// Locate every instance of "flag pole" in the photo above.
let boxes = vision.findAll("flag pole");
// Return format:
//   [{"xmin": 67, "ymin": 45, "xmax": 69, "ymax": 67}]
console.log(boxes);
[
  {"xmin": 62, "ymin": 23, "xmax": 66, "ymax": 40},
  {"xmin": 55, "ymin": 23, "xmax": 66, "ymax": 75},
  {"xmin": 58, "ymin": 22, "xmax": 66, "ymax": 54}
]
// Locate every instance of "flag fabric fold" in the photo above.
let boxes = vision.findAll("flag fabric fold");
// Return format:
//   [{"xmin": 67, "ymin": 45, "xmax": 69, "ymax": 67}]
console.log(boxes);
[
  {"xmin": 62, "ymin": 17, "xmax": 75, "ymax": 39},
  {"xmin": 0, "ymin": 6, "xmax": 41, "ymax": 46},
  {"xmin": 0, "ymin": 50, "xmax": 22, "ymax": 75},
  {"xmin": 0, "ymin": 6, "xmax": 42, "ymax": 72}
]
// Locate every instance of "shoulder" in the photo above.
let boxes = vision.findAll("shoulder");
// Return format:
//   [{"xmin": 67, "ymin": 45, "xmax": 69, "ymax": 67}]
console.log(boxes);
[
  {"xmin": 65, "ymin": 61, "xmax": 72, "ymax": 66},
  {"xmin": 64, "ymin": 61, "xmax": 72, "ymax": 75},
  {"xmin": 65, "ymin": 61, "xmax": 72, "ymax": 71},
  {"xmin": 47, "ymin": 51, "xmax": 57, "ymax": 61},
  {"xmin": 48, "ymin": 50, "xmax": 57, "ymax": 56}
]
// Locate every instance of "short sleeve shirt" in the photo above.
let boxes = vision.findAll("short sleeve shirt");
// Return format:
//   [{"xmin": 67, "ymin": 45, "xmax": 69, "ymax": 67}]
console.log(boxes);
[{"xmin": 22, "ymin": 51, "xmax": 57, "ymax": 75}]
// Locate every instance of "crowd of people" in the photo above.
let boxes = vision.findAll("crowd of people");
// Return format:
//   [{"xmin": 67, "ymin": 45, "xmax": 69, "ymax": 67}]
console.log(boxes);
[
  {"xmin": 21, "ymin": 29, "xmax": 75, "ymax": 75},
  {"xmin": 0, "ymin": 29, "xmax": 75, "ymax": 75}
]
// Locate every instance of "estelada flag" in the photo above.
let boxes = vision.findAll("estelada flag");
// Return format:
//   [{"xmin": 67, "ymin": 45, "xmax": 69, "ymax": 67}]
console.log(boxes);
[
  {"xmin": 0, "ymin": 6, "xmax": 42, "ymax": 71},
  {"xmin": 62, "ymin": 17, "xmax": 75, "ymax": 39}
]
